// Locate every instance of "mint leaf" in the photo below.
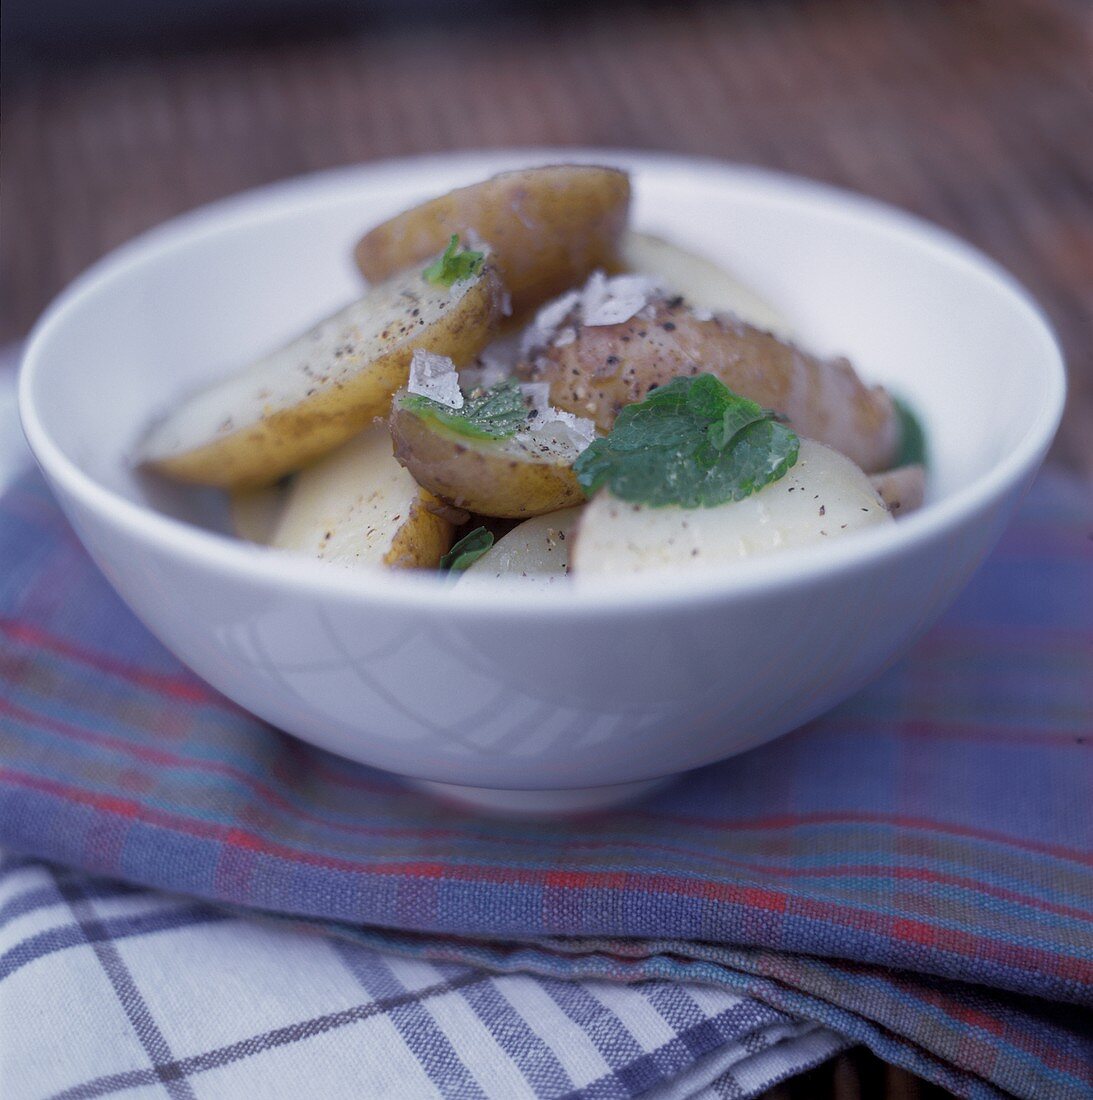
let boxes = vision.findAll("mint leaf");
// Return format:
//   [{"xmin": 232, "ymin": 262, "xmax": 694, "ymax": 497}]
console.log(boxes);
[
  {"xmin": 893, "ymin": 396, "xmax": 927, "ymax": 467},
  {"xmin": 401, "ymin": 378, "xmax": 527, "ymax": 440},
  {"xmin": 574, "ymin": 374, "xmax": 799, "ymax": 508},
  {"xmin": 709, "ymin": 401, "xmax": 771, "ymax": 451},
  {"xmin": 423, "ymin": 235, "xmax": 485, "ymax": 287},
  {"xmin": 440, "ymin": 526, "xmax": 494, "ymax": 572}
]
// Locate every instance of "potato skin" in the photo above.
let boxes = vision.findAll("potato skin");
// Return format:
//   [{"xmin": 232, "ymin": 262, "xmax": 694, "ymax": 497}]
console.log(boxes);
[
  {"xmin": 355, "ymin": 166, "xmax": 631, "ymax": 316},
  {"xmin": 142, "ymin": 264, "xmax": 504, "ymax": 490},
  {"xmin": 383, "ymin": 490, "xmax": 456, "ymax": 569},
  {"xmin": 520, "ymin": 297, "xmax": 899, "ymax": 474},
  {"xmin": 388, "ymin": 404, "xmax": 585, "ymax": 519},
  {"xmin": 870, "ymin": 464, "xmax": 926, "ymax": 517}
]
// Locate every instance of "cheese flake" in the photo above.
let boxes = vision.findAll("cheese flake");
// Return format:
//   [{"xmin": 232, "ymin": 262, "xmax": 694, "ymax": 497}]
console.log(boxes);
[{"xmin": 408, "ymin": 350, "xmax": 463, "ymax": 409}]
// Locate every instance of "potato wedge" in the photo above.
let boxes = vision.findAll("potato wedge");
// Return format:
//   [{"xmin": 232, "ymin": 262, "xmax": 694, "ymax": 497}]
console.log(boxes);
[
  {"xmin": 137, "ymin": 260, "xmax": 504, "ymax": 489},
  {"xmin": 462, "ymin": 507, "xmax": 583, "ymax": 585},
  {"xmin": 621, "ymin": 231, "xmax": 791, "ymax": 337},
  {"xmin": 355, "ymin": 165, "xmax": 631, "ymax": 316},
  {"xmin": 870, "ymin": 464, "xmax": 926, "ymax": 517},
  {"xmin": 271, "ymin": 425, "xmax": 453, "ymax": 569},
  {"xmin": 389, "ymin": 394, "xmax": 589, "ymax": 519},
  {"xmin": 573, "ymin": 439, "xmax": 891, "ymax": 576},
  {"xmin": 229, "ymin": 484, "xmax": 286, "ymax": 544},
  {"xmin": 520, "ymin": 292, "xmax": 899, "ymax": 473}
]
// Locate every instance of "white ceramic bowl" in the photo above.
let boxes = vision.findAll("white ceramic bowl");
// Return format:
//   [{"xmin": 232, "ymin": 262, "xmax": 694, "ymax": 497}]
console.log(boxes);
[{"xmin": 19, "ymin": 151, "xmax": 1065, "ymax": 814}]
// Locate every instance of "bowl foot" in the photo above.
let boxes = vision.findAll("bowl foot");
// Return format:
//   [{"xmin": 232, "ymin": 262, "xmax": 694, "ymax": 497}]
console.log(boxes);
[{"xmin": 408, "ymin": 776, "xmax": 674, "ymax": 817}]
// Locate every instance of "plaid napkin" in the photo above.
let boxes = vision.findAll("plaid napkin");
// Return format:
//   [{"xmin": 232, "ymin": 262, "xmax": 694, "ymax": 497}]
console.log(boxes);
[
  {"xmin": 1, "ymin": 454, "xmax": 1091, "ymax": 1100},
  {"xmin": 0, "ymin": 856, "xmax": 847, "ymax": 1100}
]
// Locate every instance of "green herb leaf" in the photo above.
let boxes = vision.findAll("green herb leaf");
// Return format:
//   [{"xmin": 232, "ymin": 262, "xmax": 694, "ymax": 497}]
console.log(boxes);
[
  {"xmin": 423, "ymin": 234, "xmax": 485, "ymax": 287},
  {"xmin": 574, "ymin": 374, "xmax": 799, "ymax": 508},
  {"xmin": 401, "ymin": 378, "xmax": 528, "ymax": 440},
  {"xmin": 440, "ymin": 526, "xmax": 494, "ymax": 572},
  {"xmin": 708, "ymin": 399, "xmax": 771, "ymax": 451},
  {"xmin": 893, "ymin": 396, "xmax": 928, "ymax": 467}
]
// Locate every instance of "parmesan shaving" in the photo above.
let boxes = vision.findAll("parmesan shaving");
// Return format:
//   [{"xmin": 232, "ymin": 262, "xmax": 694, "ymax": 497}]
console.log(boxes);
[
  {"xmin": 579, "ymin": 272, "xmax": 663, "ymax": 327},
  {"xmin": 519, "ymin": 381, "xmax": 596, "ymax": 454},
  {"xmin": 521, "ymin": 291, "xmax": 581, "ymax": 356},
  {"xmin": 525, "ymin": 408, "xmax": 597, "ymax": 454},
  {"xmin": 408, "ymin": 350, "xmax": 463, "ymax": 409},
  {"xmin": 519, "ymin": 272, "xmax": 666, "ymax": 355}
]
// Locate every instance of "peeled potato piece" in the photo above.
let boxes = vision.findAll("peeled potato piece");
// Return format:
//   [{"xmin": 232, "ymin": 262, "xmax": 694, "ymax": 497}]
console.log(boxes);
[
  {"xmin": 521, "ymin": 294, "xmax": 898, "ymax": 473},
  {"xmin": 271, "ymin": 425, "xmax": 453, "ymax": 569},
  {"xmin": 462, "ymin": 506, "xmax": 583, "ymax": 585},
  {"xmin": 355, "ymin": 165, "xmax": 631, "ymax": 316},
  {"xmin": 229, "ymin": 484, "xmax": 286, "ymax": 544},
  {"xmin": 388, "ymin": 397, "xmax": 587, "ymax": 519},
  {"xmin": 870, "ymin": 464, "xmax": 926, "ymax": 518},
  {"xmin": 573, "ymin": 439, "xmax": 892, "ymax": 576},
  {"xmin": 137, "ymin": 260, "xmax": 504, "ymax": 490},
  {"xmin": 621, "ymin": 232, "xmax": 791, "ymax": 337}
]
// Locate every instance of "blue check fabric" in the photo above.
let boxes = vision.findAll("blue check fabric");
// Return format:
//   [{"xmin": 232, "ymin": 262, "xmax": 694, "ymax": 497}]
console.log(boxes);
[{"xmin": 0, "ymin": 855, "xmax": 846, "ymax": 1100}]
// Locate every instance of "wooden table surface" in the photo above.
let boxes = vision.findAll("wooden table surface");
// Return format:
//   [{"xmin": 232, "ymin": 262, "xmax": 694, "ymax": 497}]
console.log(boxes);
[{"xmin": 3, "ymin": 1, "xmax": 1090, "ymax": 1095}]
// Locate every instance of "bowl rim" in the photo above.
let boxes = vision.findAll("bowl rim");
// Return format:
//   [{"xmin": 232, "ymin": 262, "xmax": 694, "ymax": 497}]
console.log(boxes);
[{"xmin": 18, "ymin": 148, "xmax": 1067, "ymax": 618}]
